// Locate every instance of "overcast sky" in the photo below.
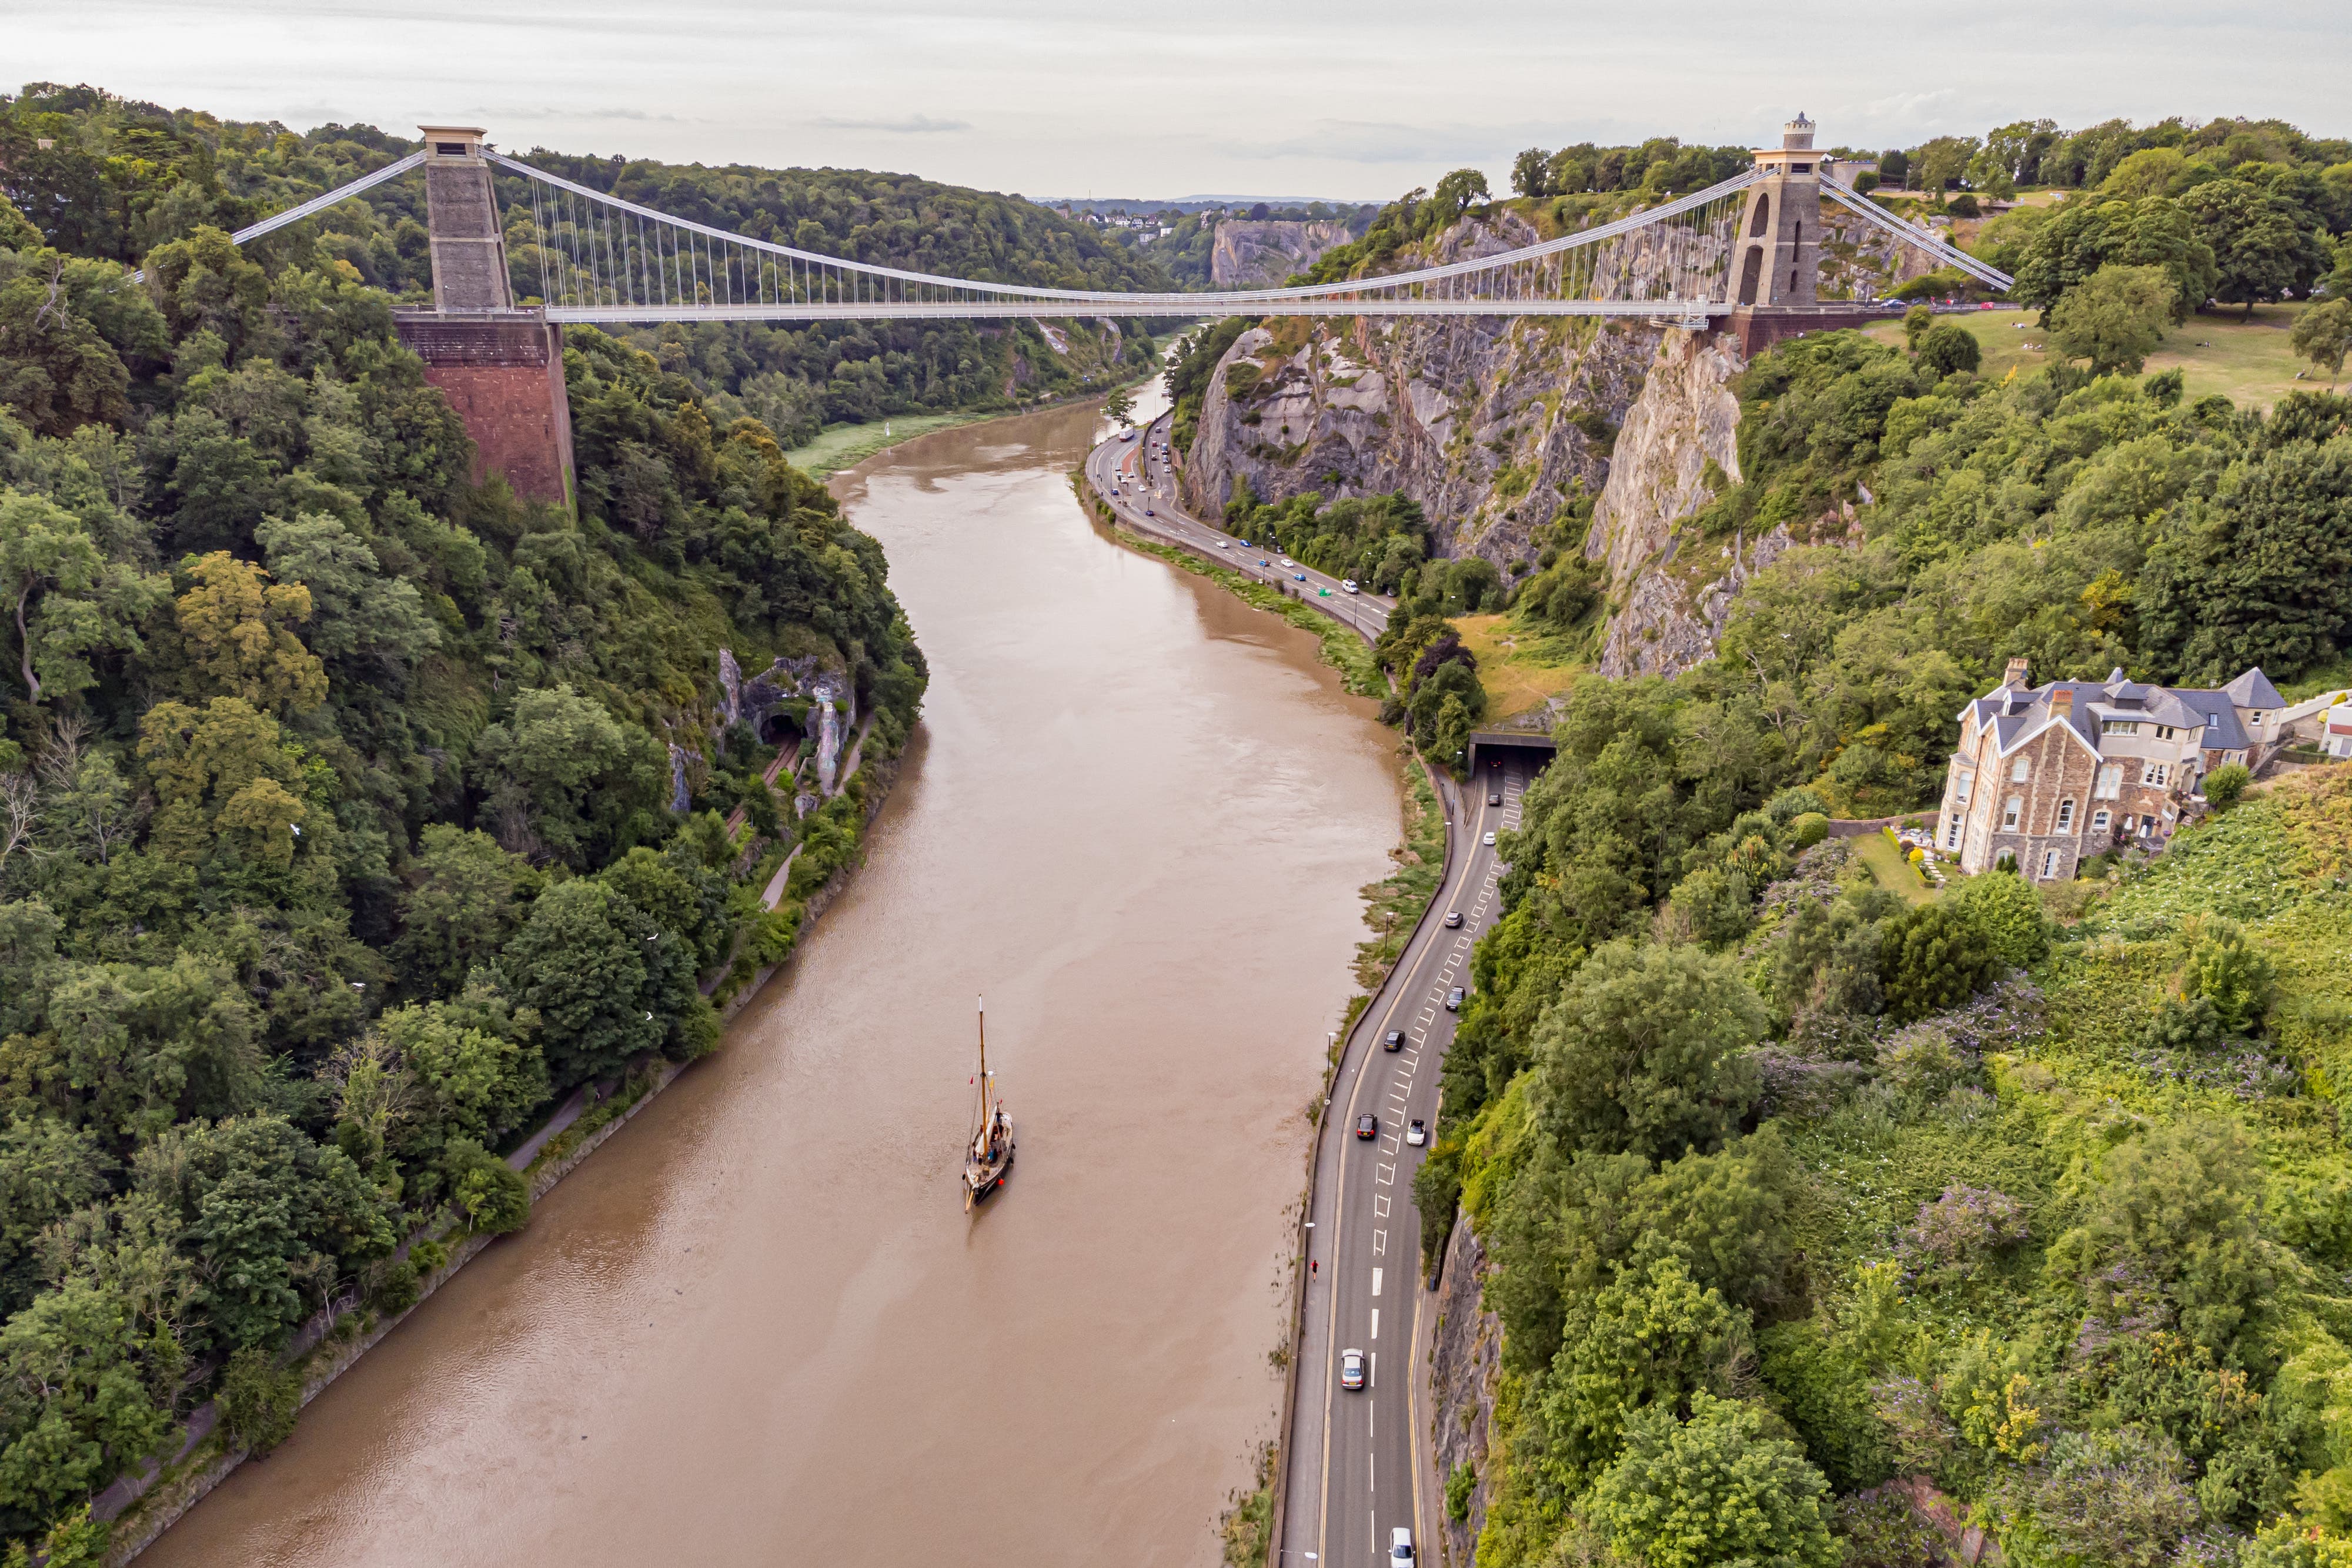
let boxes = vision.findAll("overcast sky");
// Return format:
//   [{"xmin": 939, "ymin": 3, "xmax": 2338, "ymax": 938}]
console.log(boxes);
[{"xmin": 8, "ymin": 0, "xmax": 2350, "ymax": 202}]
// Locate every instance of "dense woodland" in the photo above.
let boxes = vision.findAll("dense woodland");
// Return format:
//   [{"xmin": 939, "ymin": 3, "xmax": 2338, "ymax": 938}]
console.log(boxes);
[
  {"xmin": 0, "ymin": 82, "xmax": 954, "ymax": 1560},
  {"xmin": 1393, "ymin": 254, "xmax": 2352, "ymax": 1568},
  {"xmin": 0, "ymin": 82, "xmax": 1168, "ymax": 453}
]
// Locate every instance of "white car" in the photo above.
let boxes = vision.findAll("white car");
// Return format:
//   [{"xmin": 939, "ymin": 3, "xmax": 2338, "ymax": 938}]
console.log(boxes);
[
  {"xmin": 1279, "ymin": 558, "xmax": 1296, "ymax": 568},
  {"xmin": 1341, "ymin": 1348, "xmax": 1367, "ymax": 1390},
  {"xmin": 1217, "ymin": 540, "xmax": 1230, "ymax": 549},
  {"xmin": 1483, "ymin": 831, "xmax": 1496, "ymax": 846},
  {"xmin": 1341, "ymin": 580, "xmax": 1359, "ymax": 594},
  {"xmin": 1392, "ymin": 1526, "xmax": 1416, "ymax": 1564},
  {"xmin": 1406, "ymin": 1119, "xmax": 1427, "ymax": 1146}
]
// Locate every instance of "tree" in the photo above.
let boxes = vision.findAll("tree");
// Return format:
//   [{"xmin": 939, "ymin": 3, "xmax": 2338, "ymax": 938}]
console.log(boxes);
[
  {"xmin": 1101, "ymin": 386, "xmax": 1135, "ymax": 426},
  {"xmin": 0, "ymin": 489, "xmax": 157, "ymax": 706},
  {"xmin": 1877, "ymin": 902, "xmax": 2005, "ymax": 1022},
  {"xmin": 1915, "ymin": 323, "xmax": 1982, "ymax": 379},
  {"xmin": 442, "ymin": 1138, "xmax": 529, "ymax": 1233},
  {"xmin": 1430, "ymin": 168, "xmax": 1491, "ymax": 227},
  {"xmin": 389, "ymin": 825, "xmax": 539, "ymax": 997},
  {"xmin": 2044, "ymin": 1119, "xmax": 2270, "ymax": 1358},
  {"xmin": 2140, "ymin": 430, "xmax": 2352, "ymax": 681},
  {"xmin": 2012, "ymin": 196, "xmax": 2216, "ymax": 323},
  {"xmin": 497, "ymin": 878, "xmax": 679, "ymax": 1088},
  {"xmin": 45, "ymin": 954, "xmax": 262, "ymax": 1148},
  {"xmin": 215, "ymin": 1346, "xmax": 300, "ymax": 1455},
  {"xmin": 135, "ymin": 697, "xmax": 311, "ymax": 870},
  {"xmin": 253, "ymin": 512, "xmax": 438, "ymax": 676},
  {"xmin": 471, "ymin": 684, "xmax": 662, "ymax": 865},
  {"xmin": 1537, "ymin": 1259, "xmax": 1752, "ymax": 1489},
  {"xmin": 2292, "ymin": 298, "xmax": 2352, "ymax": 385},
  {"xmin": 1589, "ymin": 1392, "xmax": 1839, "ymax": 1568},
  {"xmin": 1903, "ymin": 305, "xmax": 1933, "ymax": 349},
  {"xmin": 2049, "ymin": 263, "xmax": 2176, "ymax": 373},
  {"xmin": 171, "ymin": 552, "xmax": 327, "ymax": 714},
  {"xmin": 1949, "ymin": 866, "xmax": 2050, "ymax": 968},
  {"xmin": 1511, "ymin": 148, "xmax": 1554, "ymax": 199},
  {"xmin": 0, "ymin": 258, "xmax": 131, "ymax": 436},
  {"xmin": 1529, "ymin": 940, "xmax": 1766, "ymax": 1164},
  {"xmin": 2184, "ymin": 179, "xmax": 2314, "ymax": 316}
]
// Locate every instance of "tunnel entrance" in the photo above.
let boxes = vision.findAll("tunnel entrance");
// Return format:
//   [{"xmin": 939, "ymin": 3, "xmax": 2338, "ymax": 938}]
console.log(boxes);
[{"xmin": 759, "ymin": 710, "xmax": 804, "ymax": 749}]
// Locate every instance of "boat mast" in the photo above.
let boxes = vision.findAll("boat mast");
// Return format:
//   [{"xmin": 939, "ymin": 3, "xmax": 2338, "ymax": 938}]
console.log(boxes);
[{"xmin": 977, "ymin": 996, "xmax": 990, "ymax": 1134}]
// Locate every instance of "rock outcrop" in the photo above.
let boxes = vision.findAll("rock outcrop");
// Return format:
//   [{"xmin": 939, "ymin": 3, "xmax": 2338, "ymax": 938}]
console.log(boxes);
[
  {"xmin": 1208, "ymin": 219, "xmax": 1355, "ymax": 287},
  {"xmin": 1182, "ymin": 210, "xmax": 1665, "ymax": 573},
  {"xmin": 1428, "ymin": 1216, "xmax": 1501, "ymax": 1568},
  {"xmin": 721, "ymin": 650, "xmax": 856, "ymax": 809}
]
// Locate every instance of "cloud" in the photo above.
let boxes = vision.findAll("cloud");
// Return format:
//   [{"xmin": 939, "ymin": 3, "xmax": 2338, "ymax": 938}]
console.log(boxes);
[
  {"xmin": 1220, "ymin": 119, "xmax": 1505, "ymax": 165},
  {"xmin": 807, "ymin": 113, "xmax": 971, "ymax": 135}
]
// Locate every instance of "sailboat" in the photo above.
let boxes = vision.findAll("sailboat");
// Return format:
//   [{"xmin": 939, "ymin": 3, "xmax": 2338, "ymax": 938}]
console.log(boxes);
[{"xmin": 963, "ymin": 996, "xmax": 1015, "ymax": 1211}]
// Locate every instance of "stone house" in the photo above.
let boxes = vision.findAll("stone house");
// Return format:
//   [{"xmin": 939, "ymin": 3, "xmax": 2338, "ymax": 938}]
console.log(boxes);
[{"xmin": 1936, "ymin": 660, "xmax": 2284, "ymax": 881}]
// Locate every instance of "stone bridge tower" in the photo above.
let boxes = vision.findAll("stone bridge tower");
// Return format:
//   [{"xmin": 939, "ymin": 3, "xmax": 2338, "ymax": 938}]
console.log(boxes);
[
  {"xmin": 393, "ymin": 126, "xmax": 575, "ymax": 508},
  {"xmin": 1720, "ymin": 113, "xmax": 1876, "ymax": 356}
]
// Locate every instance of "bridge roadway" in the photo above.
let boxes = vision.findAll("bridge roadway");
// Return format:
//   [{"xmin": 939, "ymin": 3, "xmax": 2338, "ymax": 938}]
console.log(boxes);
[{"xmin": 1081, "ymin": 414, "xmax": 1526, "ymax": 1568}]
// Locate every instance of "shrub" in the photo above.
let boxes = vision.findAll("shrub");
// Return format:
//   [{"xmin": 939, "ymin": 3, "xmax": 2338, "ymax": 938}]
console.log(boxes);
[
  {"xmin": 1951, "ymin": 867, "xmax": 2052, "ymax": 968},
  {"xmin": 373, "ymin": 1258, "xmax": 420, "ymax": 1314},
  {"xmin": 217, "ymin": 1347, "xmax": 302, "ymax": 1456},
  {"xmin": 2181, "ymin": 918, "xmax": 2278, "ymax": 1035},
  {"xmin": 1538, "ymin": 1258, "xmax": 1753, "ymax": 1487},
  {"xmin": 1835, "ymin": 1490, "xmax": 1949, "ymax": 1568},
  {"xmin": 1590, "ymin": 1392, "xmax": 1840, "ymax": 1568},
  {"xmin": 1446, "ymin": 1461, "xmax": 1476, "ymax": 1522},
  {"xmin": 1878, "ymin": 902, "xmax": 2006, "ymax": 1022},
  {"xmin": 2017, "ymin": 1427, "xmax": 2198, "ymax": 1568},
  {"xmin": 2204, "ymin": 763, "xmax": 2253, "ymax": 809},
  {"xmin": 1790, "ymin": 812, "xmax": 1830, "ymax": 848},
  {"xmin": 1897, "ymin": 1186, "xmax": 2030, "ymax": 1280},
  {"xmin": 446, "ymin": 1139, "xmax": 531, "ymax": 1234},
  {"xmin": 1917, "ymin": 323, "xmax": 1983, "ymax": 379},
  {"xmin": 1529, "ymin": 940, "xmax": 1767, "ymax": 1164}
]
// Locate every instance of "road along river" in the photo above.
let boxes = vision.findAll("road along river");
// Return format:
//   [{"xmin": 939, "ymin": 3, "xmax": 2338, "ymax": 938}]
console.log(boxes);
[{"xmin": 138, "ymin": 391, "xmax": 1405, "ymax": 1568}]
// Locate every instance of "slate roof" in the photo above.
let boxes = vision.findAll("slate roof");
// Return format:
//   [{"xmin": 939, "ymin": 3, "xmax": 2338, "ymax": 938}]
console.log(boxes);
[
  {"xmin": 2173, "ymin": 690, "xmax": 2251, "ymax": 751},
  {"xmin": 1959, "ymin": 666, "xmax": 2276, "ymax": 755},
  {"xmin": 2224, "ymin": 667, "xmax": 2284, "ymax": 709}
]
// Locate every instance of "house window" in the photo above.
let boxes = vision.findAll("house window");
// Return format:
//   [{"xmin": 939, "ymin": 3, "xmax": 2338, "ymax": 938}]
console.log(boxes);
[
  {"xmin": 2056, "ymin": 799, "xmax": 2075, "ymax": 831},
  {"xmin": 2141, "ymin": 761, "xmax": 2170, "ymax": 787},
  {"xmin": 1953, "ymin": 771, "xmax": 1972, "ymax": 805},
  {"xmin": 2092, "ymin": 808, "xmax": 2110, "ymax": 831},
  {"xmin": 2094, "ymin": 764, "xmax": 2123, "ymax": 799},
  {"xmin": 2155, "ymin": 725, "xmax": 2176, "ymax": 740},
  {"xmin": 2010, "ymin": 756, "xmax": 2031, "ymax": 782},
  {"xmin": 2250, "ymin": 713, "xmax": 2263, "ymax": 727},
  {"xmin": 2002, "ymin": 796, "xmax": 2022, "ymax": 830},
  {"xmin": 1946, "ymin": 814, "xmax": 1962, "ymax": 849},
  {"xmin": 2040, "ymin": 849, "xmax": 2061, "ymax": 880},
  {"xmin": 2102, "ymin": 719, "xmax": 2140, "ymax": 735}
]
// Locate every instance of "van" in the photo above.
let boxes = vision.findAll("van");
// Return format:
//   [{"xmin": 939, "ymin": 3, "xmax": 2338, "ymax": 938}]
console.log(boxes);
[{"xmin": 1341, "ymin": 580, "xmax": 1359, "ymax": 594}]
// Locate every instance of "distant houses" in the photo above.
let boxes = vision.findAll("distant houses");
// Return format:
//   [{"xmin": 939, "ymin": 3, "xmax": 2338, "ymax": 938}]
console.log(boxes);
[{"xmin": 1935, "ymin": 659, "xmax": 2284, "ymax": 880}]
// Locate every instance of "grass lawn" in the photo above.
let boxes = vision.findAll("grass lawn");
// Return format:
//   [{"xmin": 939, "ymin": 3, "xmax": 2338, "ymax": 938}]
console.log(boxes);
[
  {"xmin": 1852, "ymin": 831, "xmax": 1939, "ymax": 906},
  {"xmin": 1454, "ymin": 613, "xmax": 1585, "ymax": 723},
  {"xmin": 1862, "ymin": 302, "xmax": 2327, "ymax": 409},
  {"xmin": 783, "ymin": 410, "xmax": 994, "ymax": 478}
]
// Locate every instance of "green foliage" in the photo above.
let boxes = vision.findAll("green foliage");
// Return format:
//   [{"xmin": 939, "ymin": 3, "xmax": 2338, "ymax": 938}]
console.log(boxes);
[
  {"xmin": 2294, "ymin": 299, "xmax": 2352, "ymax": 382},
  {"xmin": 215, "ymin": 1345, "xmax": 300, "ymax": 1455},
  {"xmin": 2205, "ymin": 762, "xmax": 2254, "ymax": 808},
  {"xmin": 2049, "ymin": 263, "xmax": 2177, "ymax": 372},
  {"xmin": 1529, "ymin": 940, "xmax": 1765, "ymax": 1165},
  {"xmin": 1536, "ymin": 1258, "xmax": 1753, "ymax": 1492},
  {"xmin": 1589, "ymin": 1392, "xmax": 1840, "ymax": 1568},
  {"xmin": 1950, "ymin": 868, "xmax": 2052, "ymax": 968},
  {"xmin": 0, "ymin": 85, "xmax": 933, "ymax": 1547},
  {"xmin": 1916, "ymin": 323, "xmax": 1983, "ymax": 379},
  {"xmin": 1878, "ymin": 898, "xmax": 2007, "ymax": 1023}
]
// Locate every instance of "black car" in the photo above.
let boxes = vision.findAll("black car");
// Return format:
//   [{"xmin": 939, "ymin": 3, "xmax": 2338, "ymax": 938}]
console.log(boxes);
[
  {"xmin": 1355, "ymin": 1113, "xmax": 1378, "ymax": 1139},
  {"xmin": 1384, "ymin": 1029, "xmax": 1404, "ymax": 1051},
  {"xmin": 1489, "ymin": 793, "xmax": 1501, "ymax": 806},
  {"xmin": 1445, "ymin": 987, "xmax": 1465, "ymax": 1011},
  {"xmin": 1443, "ymin": 911, "xmax": 1463, "ymax": 928}
]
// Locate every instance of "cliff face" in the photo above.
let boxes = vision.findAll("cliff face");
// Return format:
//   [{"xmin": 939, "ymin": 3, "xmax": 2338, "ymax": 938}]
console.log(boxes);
[
  {"xmin": 1427, "ymin": 1218, "xmax": 1501, "ymax": 1568},
  {"xmin": 1208, "ymin": 219, "xmax": 1355, "ymax": 287},
  {"xmin": 1182, "ymin": 212, "xmax": 1664, "ymax": 573}
]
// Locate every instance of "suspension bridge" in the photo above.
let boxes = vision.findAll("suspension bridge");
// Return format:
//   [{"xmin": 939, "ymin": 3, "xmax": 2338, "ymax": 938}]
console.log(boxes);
[{"xmin": 192, "ymin": 113, "xmax": 2006, "ymax": 500}]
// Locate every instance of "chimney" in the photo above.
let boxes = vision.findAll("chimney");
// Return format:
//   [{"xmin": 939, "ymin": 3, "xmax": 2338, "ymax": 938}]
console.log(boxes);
[
  {"xmin": 2052, "ymin": 687, "xmax": 2073, "ymax": 717},
  {"xmin": 2003, "ymin": 657, "xmax": 2030, "ymax": 690}
]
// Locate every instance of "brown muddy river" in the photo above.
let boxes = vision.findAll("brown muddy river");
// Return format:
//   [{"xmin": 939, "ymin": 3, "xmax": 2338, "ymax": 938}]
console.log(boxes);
[{"xmin": 141, "ymin": 392, "xmax": 1404, "ymax": 1567}]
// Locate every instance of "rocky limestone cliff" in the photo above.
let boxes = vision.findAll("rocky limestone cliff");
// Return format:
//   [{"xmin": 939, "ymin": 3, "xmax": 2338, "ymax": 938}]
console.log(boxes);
[
  {"xmin": 1208, "ymin": 218, "xmax": 1355, "ymax": 287},
  {"xmin": 1182, "ymin": 211, "xmax": 1665, "ymax": 572},
  {"xmin": 1428, "ymin": 1217, "xmax": 1501, "ymax": 1568}
]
